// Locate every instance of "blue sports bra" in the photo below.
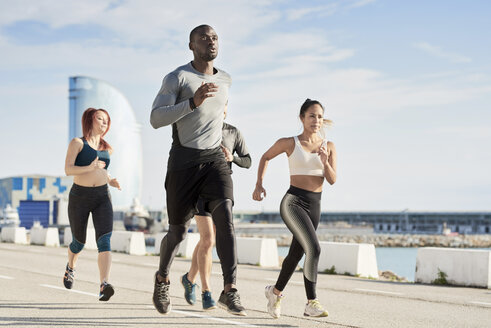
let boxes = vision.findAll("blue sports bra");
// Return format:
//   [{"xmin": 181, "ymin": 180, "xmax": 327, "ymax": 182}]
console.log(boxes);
[{"xmin": 74, "ymin": 137, "xmax": 110, "ymax": 170}]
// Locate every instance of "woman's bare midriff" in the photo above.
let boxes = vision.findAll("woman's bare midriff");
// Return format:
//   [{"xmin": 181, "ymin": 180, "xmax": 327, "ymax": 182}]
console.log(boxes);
[
  {"xmin": 73, "ymin": 168, "xmax": 108, "ymax": 187},
  {"xmin": 290, "ymin": 175, "xmax": 324, "ymax": 192}
]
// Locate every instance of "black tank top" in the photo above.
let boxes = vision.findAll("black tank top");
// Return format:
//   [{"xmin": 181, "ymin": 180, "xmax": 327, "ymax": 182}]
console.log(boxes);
[{"xmin": 74, "ymin": 137, "xmax": 110, "ymax": 170}]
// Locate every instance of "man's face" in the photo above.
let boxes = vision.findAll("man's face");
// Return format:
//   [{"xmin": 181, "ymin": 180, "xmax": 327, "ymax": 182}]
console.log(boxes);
[{"xmin": 190, "ymin": 27, "xmax": 218, "ymax": 62}]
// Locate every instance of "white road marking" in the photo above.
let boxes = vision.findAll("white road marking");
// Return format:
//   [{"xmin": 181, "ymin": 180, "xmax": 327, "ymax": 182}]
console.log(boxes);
[
  {"xmin": 144, "ymin": 306, "xmax": 258, "ymax": 327},
  {"xmin": 266, "ymin": 277, "xmax": 303, "ymax": 285},
  {"xmin": 40, "ymin": 284, "xmax": 98, "ymax": 297},
  {"xmin": 354, "ymin": 288, "xmax": 403, "ymax": 296},
  {"xmin": 143, "ymin": 263, "xmax": 156, "ymax": 267},
  {"xmin": 0, "ymin": 275, "xmax": 14, "ymax": 280},
  {"xmin": 172, "ymin": 309, "xmax": 259, "ymax": 327},
  {"xmin": 469, "ymin": 301, "xmax": 491, "ymax": 306},
  {"xmin": 29, "ymin": 249, "xmax": 45, "ymax": 253}
]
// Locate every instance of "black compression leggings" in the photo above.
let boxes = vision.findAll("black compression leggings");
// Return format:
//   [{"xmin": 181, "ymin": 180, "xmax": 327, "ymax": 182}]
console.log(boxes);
[
  {"xmin": 159, "ymin": 198, "xmax": 237, "ymax": 286},
  {"xmin": 275, "ymin": 186, "xmax": 321, "ymax": 300}
]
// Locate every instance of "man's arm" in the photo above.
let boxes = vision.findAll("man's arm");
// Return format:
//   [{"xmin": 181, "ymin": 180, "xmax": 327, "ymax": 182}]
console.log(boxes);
[
  {"xmin": 150, "ymin": 73, "xmax": 194, "ymax": 129},
  {"xmin": 232, "ymin": 129, "xmax": 252, "ymax": 169}
]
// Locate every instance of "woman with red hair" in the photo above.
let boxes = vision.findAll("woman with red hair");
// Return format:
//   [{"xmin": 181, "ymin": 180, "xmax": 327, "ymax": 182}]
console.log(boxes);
[{"xmin": 63, "ymin": 107, "xmax": 121, "ymax": 301}]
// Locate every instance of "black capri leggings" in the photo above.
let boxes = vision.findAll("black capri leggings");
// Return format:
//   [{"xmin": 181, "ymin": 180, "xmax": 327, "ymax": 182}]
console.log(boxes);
[
  {"xmin": 275, "ymin": 186, "xmax": 321, "ymax": 300},
  {"xmin": 68, "ymin": 184, "xmax": 113, "ymax": 251}
]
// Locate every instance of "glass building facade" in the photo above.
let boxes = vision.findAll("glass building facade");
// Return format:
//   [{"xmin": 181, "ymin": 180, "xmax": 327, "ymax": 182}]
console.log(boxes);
[{"xmin": 69, "ymin": 76, "xmax": 142, "ymax": 210}]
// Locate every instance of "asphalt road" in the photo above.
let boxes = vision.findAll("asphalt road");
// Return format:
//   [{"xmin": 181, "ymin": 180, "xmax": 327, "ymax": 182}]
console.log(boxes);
[{"xmin": 0, "ymin": 243, "xmax": 490, "ymax": 327}]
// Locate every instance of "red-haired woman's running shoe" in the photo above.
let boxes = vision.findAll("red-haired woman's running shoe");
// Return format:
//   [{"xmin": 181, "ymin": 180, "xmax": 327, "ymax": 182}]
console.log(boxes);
[
  {"xmin": 99, "ymin": 282, "xmax": 114, "ymax": 301},
  {"xmin": 63, "ymin": 264, "xmax": 75, "ymax": 289}
]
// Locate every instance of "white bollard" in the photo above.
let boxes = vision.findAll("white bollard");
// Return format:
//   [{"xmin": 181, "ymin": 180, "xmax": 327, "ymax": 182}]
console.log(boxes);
[
  {"xmin": 63, "ymin": 227, "xmax": 98, "ymax": 250},
  {"xmin": 318, "ymin": 242, "xmax": 379, "ymax": 278},
  {"xmin": 176, "ymin": 233, "xmax": 201, "ymax": 258},
  {"xmin": 153, "ymin": 233, "xmax": 165, "ymax": 255},
  {"xmin": 415, "ymin": 247, "xmax": 491, "ymax": 288},
  {"xmin": 1, "ymin": 227, "xmax": 28, "ymax": 244},
  {"xmin": 111, "ymin": 231, "xmax": 146, "ymax": 255},
  {"xmin": 236, "ymin": 237, "xmax": 279, "ymax": 267},
  {"xmin": 30, "ymin": 227, "xmax": 60, "ymax": 247}
]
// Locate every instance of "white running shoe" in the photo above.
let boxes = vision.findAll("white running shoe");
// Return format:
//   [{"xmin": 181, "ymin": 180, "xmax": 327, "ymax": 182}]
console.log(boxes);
[
  {"xmin": 304, "ymin": 299, "xmax": 329, "ymax": 317},
  {"xmin": 264, "ymin": 285, "xmax": 283, "ymax": 319}
]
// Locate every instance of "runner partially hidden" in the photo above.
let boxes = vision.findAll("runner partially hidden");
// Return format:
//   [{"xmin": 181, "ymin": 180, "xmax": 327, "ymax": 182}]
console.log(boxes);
[{"xmin": 181, "ymin": 102, "xmax": 251, "ymax": 310}]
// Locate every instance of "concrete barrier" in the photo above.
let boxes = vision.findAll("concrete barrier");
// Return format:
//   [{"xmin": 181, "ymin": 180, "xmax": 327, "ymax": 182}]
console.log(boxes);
[
  {"xmin": 236, "ymin": 237, "xmax": 279, "ymax": 267},
  {"xmin": 415, "ymin": 247, "xmax": 491, "ymax": 288},
  {"xmin": 1, "ymin": 227, "xmax": 28, "ymax": 244},
  {"xmin": 151, "ymin": 233, "xmax": 164, "ymax": 255},
  {"xmin": 63, "ymin": 227, "xmax": 98, "ymax": 250},
  {"xmin": 111, "ymin": 231, "xmax": 146, "ymax": 255},
  {"xmin": 176, "ymin": 233, "xmax": 200, "ymax": 258},
  {"xmin": 152, "ymin": 233, "xmax": 200, "ymax": 257},
  {"xmin": 30, "ymin": 227, "xmax": 60, "ymax": 247},
  {"xmin": 318, "ymin": 242, "xmax": 379, "ymax": 278}
]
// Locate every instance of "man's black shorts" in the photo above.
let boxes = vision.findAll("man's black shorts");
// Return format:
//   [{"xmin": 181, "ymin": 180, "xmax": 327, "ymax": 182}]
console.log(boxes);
[
  {"xmin": 195, "ymin": 197, "xmax": 212, "ymax": 217},
  {"xmin": 165, "ymin": 160, "xmax": 233, "ymax": 225}
]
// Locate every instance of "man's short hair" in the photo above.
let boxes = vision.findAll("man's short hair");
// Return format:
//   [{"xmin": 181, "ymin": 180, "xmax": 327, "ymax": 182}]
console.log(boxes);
[{"xmin": 189, "ymin": 25, "xmax": 213, "ymax": 42}]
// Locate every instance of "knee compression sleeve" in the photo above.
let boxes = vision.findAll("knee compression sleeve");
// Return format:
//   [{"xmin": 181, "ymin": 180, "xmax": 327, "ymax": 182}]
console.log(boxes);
[
  {"xmin": 97, "ymin": 232, "xmax": 112, "ymax": 253},
  {"xmin": 69, "ymin": 238, "xmax": 85, "ymax": 254}
]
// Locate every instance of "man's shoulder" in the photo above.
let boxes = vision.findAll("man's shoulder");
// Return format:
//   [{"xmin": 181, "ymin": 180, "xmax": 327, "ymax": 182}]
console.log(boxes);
[
  {"xmin": 168, "ymin": 62, "xmax": 193, "ymax": 77},
  {"xmin": 215, "ymin": 67, "xmax": 232, "ymax": 81},
  {"xmin": 162, "ymin": 63, "xmax": 201, "ymax": 87}
]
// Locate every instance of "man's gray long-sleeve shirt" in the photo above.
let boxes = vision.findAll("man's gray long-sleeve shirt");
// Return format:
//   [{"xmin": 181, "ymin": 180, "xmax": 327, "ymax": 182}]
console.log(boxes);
[{"xmin": 151, "ymin": 62, "xmax": 232, "ymax": 170}]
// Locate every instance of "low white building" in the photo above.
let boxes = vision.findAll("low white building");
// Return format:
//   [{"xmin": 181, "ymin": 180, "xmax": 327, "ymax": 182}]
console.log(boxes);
[{"xmin": 0, "ymin": 175, "xmax": 72, "ymax": 228}]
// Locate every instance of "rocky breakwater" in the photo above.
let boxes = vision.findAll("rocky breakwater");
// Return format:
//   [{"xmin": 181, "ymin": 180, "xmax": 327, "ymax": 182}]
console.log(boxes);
[{"xmin": 236, "ymin": 233, "xmax": 491, "ymax": 248}]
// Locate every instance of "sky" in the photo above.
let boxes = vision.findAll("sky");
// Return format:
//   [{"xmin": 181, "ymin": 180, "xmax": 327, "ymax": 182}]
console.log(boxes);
[{"xmin": 0, "ymin": 0, "xmax": 490, "ymax": 212}]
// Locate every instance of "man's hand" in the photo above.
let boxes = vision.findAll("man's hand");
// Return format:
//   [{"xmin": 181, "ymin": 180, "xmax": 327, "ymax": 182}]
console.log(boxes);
[{"xmin": 193, "ymin": 82, "xmax": 218, "ymax": 107}]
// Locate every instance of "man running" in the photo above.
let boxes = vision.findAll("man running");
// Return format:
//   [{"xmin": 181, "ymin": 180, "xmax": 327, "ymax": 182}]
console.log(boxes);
[{"xmin": 150, "ymin": 24, "xmax": 246, "ymax": 316}]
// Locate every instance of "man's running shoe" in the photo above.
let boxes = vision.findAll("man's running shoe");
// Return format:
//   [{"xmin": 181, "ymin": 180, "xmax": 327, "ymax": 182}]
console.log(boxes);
[
  {"xmin": 218, "ymin": 288, "xmax": 247, "ymax": 316},
  {"xmin": 181, "ymin": 272, "xmax": 197, "ymax": 305},
  {"xmin": 63, "ymin": 263, "xmax": 75, "ymax": 289},
  {"xmin": 202, "ymin": 290, "xmax": 217, "ymax": 310},
  {"xmin": 264, "ymin": 285, "xmax": 283, "ymax": 319},
  {"xmin": 99, "ymin": 282, "xmax": 114, "ymax": 301},
  {"xmin": 153, "ymin": 271, "xmax": 171, "ymax": 314},
  {"xmin": 304, "ymin": 299, "xmax": 329, "ymax": 317}
]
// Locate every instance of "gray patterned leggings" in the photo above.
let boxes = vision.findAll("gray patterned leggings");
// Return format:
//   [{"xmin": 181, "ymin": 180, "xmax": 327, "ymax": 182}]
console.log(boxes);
[{"xmin": 275, "ymin": 186, "xmax": 321, "ymax": 300}]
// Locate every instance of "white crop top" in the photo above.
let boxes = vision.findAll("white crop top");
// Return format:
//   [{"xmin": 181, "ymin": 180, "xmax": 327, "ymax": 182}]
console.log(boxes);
[{"xmin": 288, "ymin": 136, "xmax": 326, "ymax": 177}]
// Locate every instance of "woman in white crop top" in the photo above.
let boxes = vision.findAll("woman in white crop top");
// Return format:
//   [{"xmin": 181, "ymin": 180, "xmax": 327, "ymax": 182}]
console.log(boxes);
[{"xmin": 253, "ymin": 99, "xmax": 337, "ymax": 318}]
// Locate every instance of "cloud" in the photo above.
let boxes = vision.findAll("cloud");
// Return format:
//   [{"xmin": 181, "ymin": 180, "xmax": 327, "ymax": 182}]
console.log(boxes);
[
  {"xmin": 414, "ymin": 42, "xmax": 472, "ymax": 63},
  {"xmin": 285, "ymin": 4, "xmax": 338, "ymax": 20},
  {"xmin": 285, "ymin": 0, "xmax": 376, "ymax": 20},
  {"xmin": 347, "ymin": 0, "xmax": 377, "ymax": 9},
  {"xmin": 0, "ymin": 0, "xmax": 281, "ymax": 46}
]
